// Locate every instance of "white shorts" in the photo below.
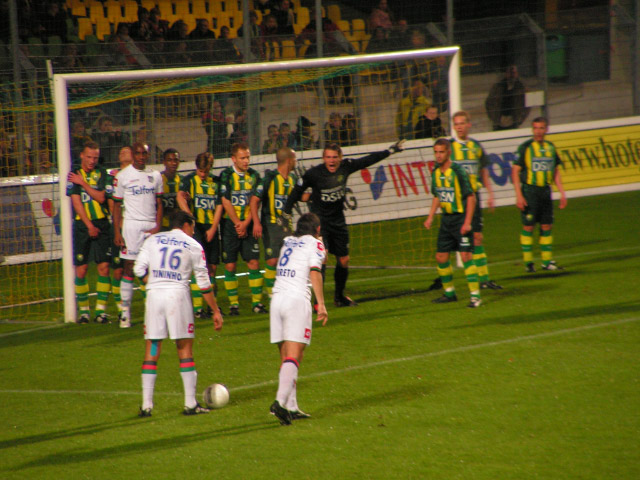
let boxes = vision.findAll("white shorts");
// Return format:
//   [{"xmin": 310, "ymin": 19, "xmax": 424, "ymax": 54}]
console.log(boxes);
[
  {"xmin": 121, "ymin": 219, "xmax": 156, "ymax": 260},
  {"xmin": 270, "ymin": 293, "xmax": 312, "ymax": 345},
  {"xmin": 144, "ymin": 288, "xmax": 195, "ymax": 340}
]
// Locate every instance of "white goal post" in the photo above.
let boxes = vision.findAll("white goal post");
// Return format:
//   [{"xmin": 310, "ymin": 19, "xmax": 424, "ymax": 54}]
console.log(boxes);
[{"xmin": 53, "ymin": 47, "xmax": 461, "ymax": 323}]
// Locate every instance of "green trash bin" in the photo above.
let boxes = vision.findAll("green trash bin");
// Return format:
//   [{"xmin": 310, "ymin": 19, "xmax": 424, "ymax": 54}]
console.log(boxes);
[{"xmin": 546, "ymin": 34, "xmax": 567, "ymax": 79}]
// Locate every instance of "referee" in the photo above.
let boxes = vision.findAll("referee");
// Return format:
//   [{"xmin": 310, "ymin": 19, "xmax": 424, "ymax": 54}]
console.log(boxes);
[{"xmin": 282, "ymin": 140, "xmax": 404, "ymax": 307}]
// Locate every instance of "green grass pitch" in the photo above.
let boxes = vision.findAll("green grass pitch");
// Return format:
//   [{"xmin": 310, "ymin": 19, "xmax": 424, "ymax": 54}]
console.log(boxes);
[{"xmin": 1, "ymin": 191, "xmax": 639, "ymax": 479}]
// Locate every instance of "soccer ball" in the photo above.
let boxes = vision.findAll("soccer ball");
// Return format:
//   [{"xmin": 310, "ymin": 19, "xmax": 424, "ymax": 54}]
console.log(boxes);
[{"xmin": 202, "ymin": 383, "xmax": 229, "ymax": 409}]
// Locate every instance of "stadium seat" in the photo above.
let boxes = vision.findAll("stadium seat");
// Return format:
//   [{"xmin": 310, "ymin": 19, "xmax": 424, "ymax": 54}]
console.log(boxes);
[
  {"xmin": 157, "ymin": 0, "xmax": 173, "ymax": 20},
  {"xmin": 77, "ymin": 17, "xmax": 94, "ymax": 40},
  {"xmin": 47, "ymin": 35, "xmax": 64, "ymax": 58},
  {"xmin": 173, "ymin": 0, "xmax": 189, "ymax": 19},
  {"xmin": 352, "ymin": 18, "xmax": 366, "ymax": 37},
  {"xmin": 141, "ymin": 0, "xmax": 156, "ymax": 12},
  {"xmin": 123, "ymin": 1, "xmax": 139, "ymax": 22},
  {"xmin": 296, "ymin": 7, "xmax": 309, "ymax": 29},
  {"xmin": 215, "ymin": 12, "xmax": 230, "ymax": 29},
  {"xmin": 87, "ymin": 1, "xmax": 106, "ymax": 23},
  {"xmin": 337, "ymin": 20, "xmax": 350, "ymax": 36},
  {"xmin": 183, "ymin": 14, "xmax": 196, "ymax": 32},
  {"xmin": 225, "ymin": 0, "xmax": 240, "ymax": 13},
  {"xmin": 70, "ymin": 2, "xmax": 87, "ymax": 18},
  {"xmin": 327, "ymin": 5, "xmax": 341, "ymax": 25},
  {"xmin": 95, "ymin": 17, "xmax": 112, "ymax": 41},
  {"xmin": 281, "ymin": 39, "xmax": 296, "ymax": 60},
  {"xmin": 192, "ymin": 0, "xmax": 208, "ymax": 18},
  {"xmin": 105, "ymin": 0, "xmax": 124, "ymax": 24}
]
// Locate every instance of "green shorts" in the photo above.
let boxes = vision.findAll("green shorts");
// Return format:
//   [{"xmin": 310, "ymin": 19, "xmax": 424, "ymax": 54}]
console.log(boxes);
[
  {"xmin": 472, "ymin": 190, "xmax": 483, "ymax": 233},
  {"xmin": 221, "ymin": 218, "xmax": 261, "ymax": 264},
  {"xmin": 521, "ymin": 184, "xmax": 553, "ymax": 226},
  {"xmin": 436, "ymin": 214, "xmax": 473, "ymax": 253},
  {"xmin": 73, "ymin": 218, "xmax": 112, "ymax": 266},
  {"xmin": 262, "ymin": 222, "xmax": 288, "ymax": 260},
  {"xmin": 194, "ymin": 222, "xmax": 220, "ymax": 266}
]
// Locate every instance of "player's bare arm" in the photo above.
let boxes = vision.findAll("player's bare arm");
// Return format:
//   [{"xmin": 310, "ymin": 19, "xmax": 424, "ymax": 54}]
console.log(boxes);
[
  {"xmin": 310, "ymin": 270, "xmax": 328, "ymax": 326},
  {"xmin": 112, "ymin": 201, "xmax": 125, "ymax": 246},
  {"xmin": 461, "ymin": 193, "xmax": 476, "ymax": 234},
  {"xmin": 424, "ymin": 197, "xmax": 440, "ymax": 230},
  {"xmin": 68, "ymin": 172, "xmax": 106, "ymax": 204},
  {"xmin": 71, "ymin": 194, "xmax": 100, "ymax": 238},
  {"xmin": 221, "ymin": 197, "xmax": 248, "ymax": 237},
  {"xmin": 481, "ymin": 167, "xmax": 495, "ymax": 211},
  {"xmin": 554, "ymin": 168, "xmax": 568, "ymax": 209},
  {"xmin": 202, "ymin": 290, "xmax": 223, "ymax": 330},
  {"xmin": 249, "ymin": 195, "xmax": 263, "ymax": 239},
  {"xmin": 146, "ymin": 197, "xmax": 163, "ymax": 235},
  {"xmin": 206, "ymin": 205, "xmax": 223, "ymax": 242},
  {"xmin": 511, "ymin": 165, "xmax": 527, "ymax": 210},
  {"xmin": 177, "ymin": 190, "xmax": 192, "ymax": 214}
]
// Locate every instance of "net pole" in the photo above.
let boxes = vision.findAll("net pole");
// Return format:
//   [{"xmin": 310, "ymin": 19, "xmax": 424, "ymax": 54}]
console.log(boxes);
[
  {"xmin": 53, "ymin": 75, "xmax": 76, "ymax": 323},
  {"xmin": 448, "ymin": 49, "xmax": 462, "ymax": 131}
]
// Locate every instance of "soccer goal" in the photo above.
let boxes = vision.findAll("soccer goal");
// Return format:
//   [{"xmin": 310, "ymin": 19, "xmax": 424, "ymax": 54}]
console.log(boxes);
[{"xmin": 2, "ymin": 46, "xmax": 461, "ymax": 323}]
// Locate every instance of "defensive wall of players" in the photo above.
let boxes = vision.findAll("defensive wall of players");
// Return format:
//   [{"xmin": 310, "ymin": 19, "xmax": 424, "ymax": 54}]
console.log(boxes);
[{"xmin": 3, "ymin": 115, "xmax": 640, "ymax": 265}]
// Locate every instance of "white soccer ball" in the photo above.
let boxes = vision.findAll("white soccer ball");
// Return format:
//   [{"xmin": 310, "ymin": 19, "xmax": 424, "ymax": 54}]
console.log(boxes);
[{"xmin": 202, "ymin": 383, "xmax": 230, "ymax": 409}]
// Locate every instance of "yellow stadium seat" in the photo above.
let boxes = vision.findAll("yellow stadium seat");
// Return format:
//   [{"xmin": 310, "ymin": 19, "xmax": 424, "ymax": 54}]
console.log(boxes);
[
  {"xmin": 77, "ymin": 17, "xmax": 93, "ymax": 40},
  {"xmin": 95, "ymin": 17, "xmax": 111, "ymax": 41},
  {"xmin": 296, "ymin": 7, "xmax": 309, "ymax": 28},
  {"xmin": 352, "ymin": 18, "xmax": 366, "ymax": 37},
  {"xmin": 157, "ymin": 0, "xmax": 173, "ymax": 20},
  {"xmin": 183, "ymin": 14, "xmax": 196, "ymax": 32},
  {"xmin": 337, "ymin": 20, "xmax": 350, "ymax": 35},
  {"xmin": 141, "ymin": 0, "xmax": 156, "ymax": 12},
  {"xmin": 225, "ymin": 0, "xmax": 240, "ymax": 13},
  {"xmin": 192, "ymin": 0, "xmax": 208, "ymax": 18},
  {"xmin": 281, "ymin": 40, "xmax": 297, "ymax": 60},
  {"xmin": 105, "ymin": 1, "xmax": 123, "ymax": 24},
  {"xmin": 71, "ymin": 2, "xmax": 87, "ymax": 18},
  {"xmin": 87, "ymin": 1, "xmax": 105, "ymax": 23},
  {"xmin": 174, "ymin": 0, "xmax": 189, "ymax": 19},
  {"xmin": 123, "ymin": 0, "xmax": 139, "ymax": 21},
  {"xmin": 327, "ymin": 5, "xmax": 341, "ymax": 24}
]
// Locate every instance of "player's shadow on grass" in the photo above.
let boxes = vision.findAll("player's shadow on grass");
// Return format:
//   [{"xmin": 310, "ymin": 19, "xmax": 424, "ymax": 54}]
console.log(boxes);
[
  {"xmin": 11, "ymin": 420, "xmax": 279, "ymax": 471},
  {"xmin": 453, "ymin": 300, "xmax": 640, "ymax": 329},
  {"xmin": 354, "ymin": 286, "xmax": 438, "ymax": 305}
]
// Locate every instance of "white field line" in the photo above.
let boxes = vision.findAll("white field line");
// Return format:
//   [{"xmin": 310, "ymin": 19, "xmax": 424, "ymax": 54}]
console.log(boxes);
[{"xmin": 1, "ymin": 316, "xmax": 636, "ymax": 397}]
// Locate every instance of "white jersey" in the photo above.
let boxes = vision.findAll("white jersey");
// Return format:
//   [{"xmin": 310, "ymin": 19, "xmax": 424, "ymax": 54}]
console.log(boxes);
[
  {"xmin": 133, "ymin": 229, "xmax": 212, "ymax": 292},
  {"xmin": 114, "ymin": 164, "xmax": 163, "ymax": 222},
  {"xmin": 272, "ymin": 234, "xmax": 325, "ymax": 301}
]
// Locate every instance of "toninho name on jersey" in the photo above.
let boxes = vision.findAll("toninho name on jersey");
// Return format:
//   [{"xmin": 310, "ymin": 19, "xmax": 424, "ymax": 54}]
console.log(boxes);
[{"xmin": 151, "ymin": 269, "xmax": 183, "ymax": 280}]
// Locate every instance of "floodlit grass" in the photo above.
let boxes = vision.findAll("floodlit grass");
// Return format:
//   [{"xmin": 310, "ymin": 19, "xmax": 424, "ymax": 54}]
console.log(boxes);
[{"xmin": 1, "ymin": 191, "xmax": 639, "ymax": 479}]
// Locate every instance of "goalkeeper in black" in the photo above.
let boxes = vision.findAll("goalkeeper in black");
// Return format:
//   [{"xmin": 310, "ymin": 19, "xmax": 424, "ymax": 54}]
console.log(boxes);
[{"xmin": 282, "ymin": 140, "xmax": 405, "ymax": 307}]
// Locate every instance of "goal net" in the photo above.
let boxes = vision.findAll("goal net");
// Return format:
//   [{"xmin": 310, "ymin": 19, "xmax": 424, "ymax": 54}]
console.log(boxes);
[{"xmin": 1, "ymin": 46, "xmax": 460, "ymax": 322}]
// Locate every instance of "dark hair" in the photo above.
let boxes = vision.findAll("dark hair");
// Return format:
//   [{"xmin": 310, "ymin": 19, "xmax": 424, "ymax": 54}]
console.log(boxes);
[
  {"xmin": 295, "ymin": 213, "xmax": 321, "ymax": 237},
  {"xmin": 170, "ymin": 210, "xmax": 195, "ymax": 229},
  {"xmin": 433, "ymin": 138, "xmax": 451, "ymax": 149},
  {"xmin": 532, "ymin": 116, "xmax": 548, "ymax": 126},
  {"xmin": 323, "ymin": 142, "xmax": 342, "ymax": 157},
  {"xmin": 195, "ymin": 152, "xmax": 213, "ymax": 169},
  {"xmin": 163, "ymin": 148, "xmax": 180, "ymax": 161}
]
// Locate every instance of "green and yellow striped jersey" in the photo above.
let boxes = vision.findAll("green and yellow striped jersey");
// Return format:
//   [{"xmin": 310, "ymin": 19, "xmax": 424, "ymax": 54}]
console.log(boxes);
[
  {"xmin": 253, "ymin": 169, "xmax": 297, "ymax": 224},
  {"xmin": 219, "ymin": 167, "xmax": 261, "ymax": 222},
  {"xmin": 450, "ymin": 137, "xmax": 489, "ymax": 192},
  {"xmin": 431, "ymin": 162, "xmax": 474, "ymax": 214},
  {"xmin": 515, "ymin": 138, "xmax": 562, "ymax": 187},
  {"xmin": 66, "ymin": 166, "xmax": 109, "ymax": 221},
  {"xmin": 161, "ymin": 172, "xmax": 181, "ymax": 228},
  {"xmin": 179, "ymin": 172, "xmax": 220, "ymax": 225}
]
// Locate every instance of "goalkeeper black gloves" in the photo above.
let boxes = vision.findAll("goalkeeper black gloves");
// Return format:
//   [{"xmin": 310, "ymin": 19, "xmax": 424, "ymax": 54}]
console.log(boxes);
[{"xmin": 389, "ymin": 139, "xmax": 406, "ymax": 153}]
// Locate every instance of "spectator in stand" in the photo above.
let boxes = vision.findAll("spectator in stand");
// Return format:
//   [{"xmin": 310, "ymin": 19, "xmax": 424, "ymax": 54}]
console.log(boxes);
[
  {"xmin": 188, "ymin": 18, "xmax": 216, "ymax": 63},
  {"xmin": 130, "ymin": 7, "xmax": 152, "ymax": 43},
  {"xmin": 230, "ymin": 108, "xmax": 249, "ymax": 146},
  {"xmin": 260, "ymin": 13, "xmax": 280, "ymax": 60},
  {"xmin": 70, "ymin": 120, "xmax": 93, "ymax": 162},
  {"xmin": 238, "ymin": 11, "xmax": 264, "ymax": 61},
  {"xmin": 369, "ymin": 0, "xmax": 394, "ymax": 33},
  {"xmin": 262, "ymin": 124, "xmax": 280, "ymax": 154},
  {"xmin": 54, "ymin": 43, "xmax": 87, "ymax": 73},
  {"xmin": 324, "ymin": 112, "xmax": 342, "ymax": 145},
  {"xmin": 485, "ymin": 65, "xmax": 530, "ymax": 131},
  {"xmin": 92, "ymin": 116, "xmax": 130, "ymax": 169},
  {"xmin": 427, "ymin": 56, "xmax": 449, "ymax": 113},
  {"xmin": 366, "ymin": 26, "xmax": 390, "ymax": 54},
  {"xmin": 202, "ymin": 99, "xmax": 228, "ymax": 158},
  {"xmin": 341, "ymin": 114, "xmax": 358, "ymax": 147},
  {"xmin": 278, "ymin": 122, "xmax": 295, "ymax": 149},
  {"xmin": 36, "ymin": 1, "xmax": 68, "ymax": 42},
  {"xmin": 166, "ymin": 20, "xmax": 192, "ymax": 65},
  {"xmin": 415, "ymin": 106, "xmax": 446, "ymax": 139},
  {"xmin": 294, "ymin": 116, "xmax": 318, "ymax": 151},
  {"xmin": 389, "ymin": 17, "xmax": 410, "ymax": 50},
  {"xmin": 189, "ymin": 18, "xmax": 216, "ymax": 41},
  {"xmin": 298, "ymin": 11, "xmax": 357, "ymax": 104},
  {"xmin": 396, "ymin": 78, "xmax": 430, "ymax": 140},
  {"xmin": 255, "ymin": 0, "xmax": 274, "ymax": 13},
  {"xmin": 148, "ymin": 7, "xmax": 169, "ymax": 40},
  {"xmin": 272, "ymin": 0, "xmax": 295, "ymax": 37},
  {"xmin": 216, "ymin": 26, "xmax": 242, "ymax": 64},
  {"xmin": 110, "ymin": 23, "xmax": 151, "ymax": 68}
]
